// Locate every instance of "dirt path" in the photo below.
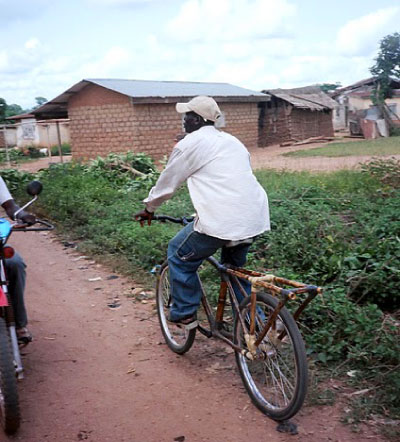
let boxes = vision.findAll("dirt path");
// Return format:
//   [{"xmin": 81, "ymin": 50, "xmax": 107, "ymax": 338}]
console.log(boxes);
[
  {"xmin": 248, "ymin": 141, "xmax": 400, "ymax": 172},
  {"xmin": 1, "ymin": 230, "xmax": 383, "ymax": 442}
]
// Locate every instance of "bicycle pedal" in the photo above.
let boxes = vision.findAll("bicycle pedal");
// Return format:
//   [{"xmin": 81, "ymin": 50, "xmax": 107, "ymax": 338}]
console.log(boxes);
[{"xmin": 184, "ymin": 320, "xmax": 199, "ymax": 331}]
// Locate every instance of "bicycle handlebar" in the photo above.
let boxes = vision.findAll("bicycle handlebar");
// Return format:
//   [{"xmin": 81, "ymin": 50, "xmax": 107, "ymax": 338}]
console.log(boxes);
[
  {"xmin": 151, "ymin": 215, "xmax": 194, "ymax": 225},
  {"xmin": 12, "ymin": 218, "xmax": 55, "ymax": 232}
]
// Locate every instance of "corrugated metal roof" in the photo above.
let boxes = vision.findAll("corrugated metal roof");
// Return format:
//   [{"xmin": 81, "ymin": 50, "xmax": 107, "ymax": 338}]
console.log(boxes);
[
  {"xmin": 89, "ymin": 78, "xmax": 268, "ymax": 99},
  {"xmin": 33, "ymin": 78, "xmax": 269, "ymax": 119}
]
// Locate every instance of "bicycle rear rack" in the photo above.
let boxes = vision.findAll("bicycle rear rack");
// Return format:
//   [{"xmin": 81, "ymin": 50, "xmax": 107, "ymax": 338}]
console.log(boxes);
[{"xmin": 226, "ymin": 266, "xmax": 323, "ymax": 350}]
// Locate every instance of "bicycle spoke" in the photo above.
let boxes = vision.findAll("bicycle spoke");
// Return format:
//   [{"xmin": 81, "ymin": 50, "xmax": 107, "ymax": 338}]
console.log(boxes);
[{"xmin": 234, "ymin": 292, "xmax": 307, "ymax": 419}]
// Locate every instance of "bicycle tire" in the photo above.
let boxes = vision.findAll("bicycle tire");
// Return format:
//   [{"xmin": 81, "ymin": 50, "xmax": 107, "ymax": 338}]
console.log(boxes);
[
  {"xmin": 156, "ymin": 262, "xmax": 196, "ymax": 354},
  {"xmin": 234, "ymin": 291, "xmax": 308, "ymax": 421},
  {"xmin": 0, "ymin": 316, "xmax": 20, "ymax": 434}
]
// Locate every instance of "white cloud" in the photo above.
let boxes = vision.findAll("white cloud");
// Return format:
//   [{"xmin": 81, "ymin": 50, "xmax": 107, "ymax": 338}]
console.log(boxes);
[
  {"xmin": 166, "ymin": 0, "xmax": 296, "ymax": 42},
  {"xmin": 87, "ymin": 0, "xmax": 157, "ymax": 5},
  {"xmin": 77, "ymin": 46, "xmax": 133, "ymax": 78},
  {"xmin": 336, "ymin": 7, "xmax": 400, "ymax": 56},
  {"xmin": 25, "ymin": 38, "xmax": 40, "ymax": 50}
]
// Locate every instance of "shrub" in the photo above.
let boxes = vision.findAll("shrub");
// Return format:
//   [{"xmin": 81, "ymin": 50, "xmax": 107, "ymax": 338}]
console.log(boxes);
[{"xmin": 50, "ymin": 143, "xmax": 71, "ymax": 156}]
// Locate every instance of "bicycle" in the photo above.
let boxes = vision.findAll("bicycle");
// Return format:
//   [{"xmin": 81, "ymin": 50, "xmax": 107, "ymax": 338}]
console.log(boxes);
[
  {"xmin": 151, "ymin": 215, "xmax": 322, "ymax": 421},
  {"xmin": 0, "ymin": 180, "xmax": 54, "ymax": 434}
]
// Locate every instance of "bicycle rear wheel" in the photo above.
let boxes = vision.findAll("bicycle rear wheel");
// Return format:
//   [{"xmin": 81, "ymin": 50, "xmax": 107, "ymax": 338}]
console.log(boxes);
[
  {"xmin": 234, "ymin": 291, "xmax": 308, "ymax": 421},
  {"xmin": 0, "ymin": 316, "xmax": 20, "ymax": 434},
  {"xmin": 156, "ymin": 262, "xmax": 196, "ymax": 354}
]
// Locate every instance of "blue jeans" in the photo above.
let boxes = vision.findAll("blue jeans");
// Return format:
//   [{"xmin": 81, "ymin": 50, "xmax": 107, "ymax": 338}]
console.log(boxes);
[
  {"xmin": 4, "ymin": 251, "xmax": 27, "ymax": 328},
  {"xmin": 167, "ymin": 222, "xmax": 251, "ymax": 321}
]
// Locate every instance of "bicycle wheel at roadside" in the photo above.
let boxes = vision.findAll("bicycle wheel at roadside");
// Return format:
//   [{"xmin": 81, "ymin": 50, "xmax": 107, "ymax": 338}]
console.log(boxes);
[
  {"xmin": 156, "ymin": 262, "xmax": 196, "ymax": 354},
  {"xmin": 0, "ymin": 316, "xmax": 20, "ymax": 434},
  {"xmin": 234, "ymin": 291, "xmax": 308, "ymax": 421}
]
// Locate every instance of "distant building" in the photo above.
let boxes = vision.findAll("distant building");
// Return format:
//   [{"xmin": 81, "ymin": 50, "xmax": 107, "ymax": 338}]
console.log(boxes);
[
  {"xmin": 5, "ymin": 113, "xmax": 70, "ymax": 149},
  {"xmin": 331, "ymin": 77, "xmax": 400, "ymax": 132},
  {"xmin": 0, "ymin": 124, "xmax": 17, "ymax": 148},
  {"xmin": 32, "ymin": 79, "xmax": 269, "ymax": 160},
  {"xmin": 258, "ymin": 86, "xmax": 337, "ymax": 146}
]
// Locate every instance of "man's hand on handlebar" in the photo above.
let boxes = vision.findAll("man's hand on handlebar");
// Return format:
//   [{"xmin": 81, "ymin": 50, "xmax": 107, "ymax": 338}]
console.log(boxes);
[
  {"xmin": 133, "ymin": 208, "xmax": 154, "ymax": 227},
  {"xmin": 16, "ymin": 210, "xmax": 36, "ymax": 226}
]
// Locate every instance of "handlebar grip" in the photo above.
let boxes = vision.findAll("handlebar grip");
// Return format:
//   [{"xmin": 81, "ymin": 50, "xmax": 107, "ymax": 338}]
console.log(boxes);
[{"xmin": 13, "ymin": 218, "xmax": 55, "ymax": 231}]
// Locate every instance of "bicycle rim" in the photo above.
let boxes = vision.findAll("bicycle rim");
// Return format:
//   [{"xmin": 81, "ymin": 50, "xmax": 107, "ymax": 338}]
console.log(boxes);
[
  {"xmin": 156, "ymin": 263, "xmax": 196, "ymax": 354},
  {"xmin": 0, "ymin": 317, "xmax": 20, "ymax": 434},
  {"xmin": 234, "ymin": 292, "xmax": 308, "ymax": 420}
]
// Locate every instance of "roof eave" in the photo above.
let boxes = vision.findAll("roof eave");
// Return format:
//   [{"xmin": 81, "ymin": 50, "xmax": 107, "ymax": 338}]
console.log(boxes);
[{"xmin": 131, "ymin": 94, "xmax": 270, "ymax": 104}]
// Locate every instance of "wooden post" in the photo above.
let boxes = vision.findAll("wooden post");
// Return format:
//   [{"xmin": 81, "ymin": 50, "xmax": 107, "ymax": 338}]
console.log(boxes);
[
  {"xmin": 2, "ymin": 125, "xmax": 10, "ymax": 167},
  {"xmin": 56, "ymin": 120, "xmax": 63, "ymax": 163}
]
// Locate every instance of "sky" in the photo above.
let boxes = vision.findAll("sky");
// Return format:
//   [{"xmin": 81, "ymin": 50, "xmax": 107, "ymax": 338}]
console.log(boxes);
[{"xmin": 0, "ymin": 0, "xmax": 399, "ymax": 109}]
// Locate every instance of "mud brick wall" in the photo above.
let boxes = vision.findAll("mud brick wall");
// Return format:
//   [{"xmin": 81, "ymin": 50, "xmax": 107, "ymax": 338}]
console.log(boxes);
[
  {"xmin": 258, "ymin": 101, "xmax": 291, "ymax": 146},
  {"xmin": 259, "ymin": 100, "xmax": 334, "ymax": 147},
  {"xmin": 0, "ymin": 131, "xmax": 5, "ymax": 148},
  {"xmin": 69, "ymin": 83, "xmax": 261, "ymax": 160},
  {"xmin": 290, "ymin": 108, "xmax": 334, "ymax": 141}
]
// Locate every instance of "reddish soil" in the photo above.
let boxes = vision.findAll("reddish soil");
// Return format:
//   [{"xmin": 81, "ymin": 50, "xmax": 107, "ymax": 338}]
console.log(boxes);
[
  {"xmin": 0, "ymin": 145, "xmax": 390, "ymax": 441},
  {"xmin": 248, "ymin": 141, "xmax": 400, "ymax": 172},
  {"xmin": 5, "ymin": 232, "xmax": 385, "ymax": 442}
]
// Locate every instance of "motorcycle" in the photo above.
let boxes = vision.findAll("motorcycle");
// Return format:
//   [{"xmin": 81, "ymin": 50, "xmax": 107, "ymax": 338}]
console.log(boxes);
[{"xmin": 0, "ymin": 180, "xmax": 54, "ymax": 434}]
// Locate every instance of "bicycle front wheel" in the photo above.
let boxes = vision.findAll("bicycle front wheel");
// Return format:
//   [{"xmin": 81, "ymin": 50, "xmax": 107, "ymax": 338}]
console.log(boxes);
[
  {"xmin": 234, "ymin": 291, "xmax": 308, "ymax": 421},
  {"xmin": 0, "ymin": 316, "xmax": 20, "ymax": 434},
  {"xmin": 156, "ymin": 262, "xmax": 196, "ymax": 354}
]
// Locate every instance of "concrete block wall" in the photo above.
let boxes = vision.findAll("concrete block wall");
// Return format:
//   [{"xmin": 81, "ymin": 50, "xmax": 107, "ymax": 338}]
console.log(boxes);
[
  {"xmin": 69, "ymin": 84, "xmax": 138, "ymax": 161},
  {"xmin": 68, "ymin": 83, "xmax": 261, "ymax": 160},
  {"xmin": 131, "ymin": 103, "xmax": 183, "ymax": 160},
  {"xmin": 220, "ymin": 102, "xmax": 259, "ymax": 148}
]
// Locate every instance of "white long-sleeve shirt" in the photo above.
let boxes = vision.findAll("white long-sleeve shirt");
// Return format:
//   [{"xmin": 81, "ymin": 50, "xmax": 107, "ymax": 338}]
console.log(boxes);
[
  {"xmin": 144, "ymin": 126, "xmax": 270, "ymax": 240},
  {"xmin": 0, "ymin": 177, "xmax": 12, "ymax": 206}
]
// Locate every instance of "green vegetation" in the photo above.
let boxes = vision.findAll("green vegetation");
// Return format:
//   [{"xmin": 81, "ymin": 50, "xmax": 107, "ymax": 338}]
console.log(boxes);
[
  {"xmin": 50, "ymin": 143, "xmax": 71, "ymax": 156},
  {"xmin": 0, "ymin": 149, "xmax": 25, "ymax": 165},
  {"xmin": 370, "ymin": 32, "xmax": 400, "ymax": 104},
  {"xmin": 4, "ymin": 152, "xmax": 399, "ymax": 433},
  {"xmin": 284, "ymin": 136, "xmax": 400, "ymax": 158}
]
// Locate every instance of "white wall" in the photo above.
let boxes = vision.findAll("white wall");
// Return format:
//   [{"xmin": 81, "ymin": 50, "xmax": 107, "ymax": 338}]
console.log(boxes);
[{"xmin": 15, "ymin": 119, "xmax": 70, "ymax": 148}]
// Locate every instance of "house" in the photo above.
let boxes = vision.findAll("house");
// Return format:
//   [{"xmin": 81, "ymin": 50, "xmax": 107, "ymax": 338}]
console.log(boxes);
[
  {"xmin": 331, "ymin": 77, "xmax": 400, "ymax": 132},
  {"xmin": 0, "ymin": 124, "xmax": 17, "ymax": 148},
  {"xmin": 258, "ymin": 86, "xmax": 337, "ymax": 146},
  {"xmin": 5, "ymin": 113, "xmax": 70, "ymax": 149},
  {"xmin": 32, "ymin": 79, "xmax": 270, "ymax": 161}
]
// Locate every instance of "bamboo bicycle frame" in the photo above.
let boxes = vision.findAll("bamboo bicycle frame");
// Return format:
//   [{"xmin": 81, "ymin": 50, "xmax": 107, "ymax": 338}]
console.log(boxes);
[{"xmin": 198, "ymin": 256, "xmax": 323, "ymax": 360}]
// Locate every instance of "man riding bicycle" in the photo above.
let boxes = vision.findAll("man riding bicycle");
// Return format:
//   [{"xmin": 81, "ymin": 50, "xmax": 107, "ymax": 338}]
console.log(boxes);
[{"xmin": 135, "ymin": 96, "xmax": 270, "ymax": 325}]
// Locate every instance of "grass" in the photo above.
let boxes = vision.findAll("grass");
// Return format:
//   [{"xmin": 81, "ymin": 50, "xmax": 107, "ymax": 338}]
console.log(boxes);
[{"xmin": 284, "ymin": 136, "xmax": 400, "ymax": 158}]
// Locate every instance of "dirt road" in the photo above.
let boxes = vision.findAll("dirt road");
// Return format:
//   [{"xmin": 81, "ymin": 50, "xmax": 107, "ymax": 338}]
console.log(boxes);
[
  {"xmin": 0, "ymin": 225, "xmax": 383, "ymax": 441},
  {"xmin": 0, "ymin": 148, "xmax": 388, "ymax": 441}
]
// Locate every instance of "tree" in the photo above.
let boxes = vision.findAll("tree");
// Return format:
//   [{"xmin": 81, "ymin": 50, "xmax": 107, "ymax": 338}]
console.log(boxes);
[
  {"xmin": 33, "ymin": 96, "xmax": 48, "ymax": 108},
  {"xmin": 319, "ymin": 83, "xmax": 342, "ymax": 93},
  {"xmin": 0, "ymin": 98, "xmax": 6, "ymax": 123},
  {"xmin": 370, "ymin": 32, "xmax": 400, "ymax": 103},
  {"xmin": 5, "ymin": 104, "xmax": 24, "ymax": 119}
]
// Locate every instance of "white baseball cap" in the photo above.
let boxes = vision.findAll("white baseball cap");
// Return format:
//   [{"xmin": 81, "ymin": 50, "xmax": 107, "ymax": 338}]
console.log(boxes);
[{"xmin": 176, "ymin": 96, "xmax": 221, "ymax": 122}]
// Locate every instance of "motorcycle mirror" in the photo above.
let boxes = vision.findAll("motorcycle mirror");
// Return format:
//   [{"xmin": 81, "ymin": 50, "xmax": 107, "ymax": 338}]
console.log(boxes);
[{"xmin": 26, "ymin": 180, "xmax": 43, "ymax": 196}]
